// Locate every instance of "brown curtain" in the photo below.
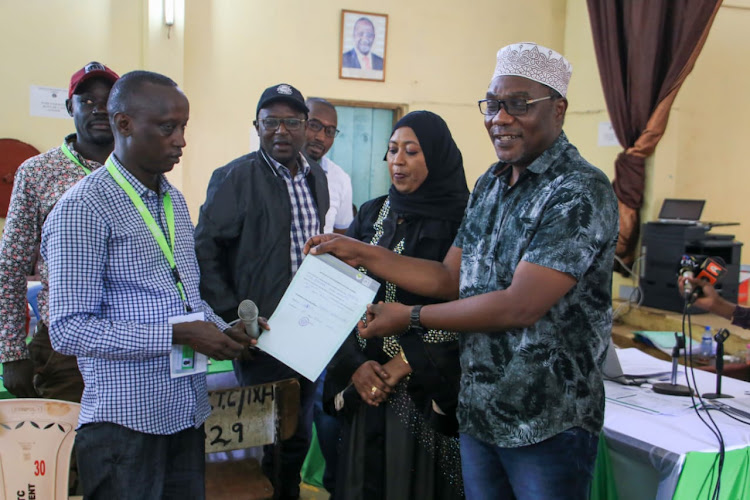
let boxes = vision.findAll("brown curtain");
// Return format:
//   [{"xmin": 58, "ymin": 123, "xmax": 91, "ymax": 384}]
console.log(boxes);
[{"xmin": 587, "ymin": 0, "xmax": 722, "ymax": 273}]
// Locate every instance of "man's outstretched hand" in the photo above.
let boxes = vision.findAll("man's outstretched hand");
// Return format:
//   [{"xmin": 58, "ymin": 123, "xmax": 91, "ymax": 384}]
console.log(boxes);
[
  {"xmin": 357, "ymin": 302, "xmax": 411, "ymax": 339},
  {"xmin": 303, "ymin": 233, "xmax": 369, "ymax": 268}
]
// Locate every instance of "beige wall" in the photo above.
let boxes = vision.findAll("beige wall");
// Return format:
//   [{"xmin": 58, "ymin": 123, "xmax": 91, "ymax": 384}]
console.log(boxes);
[
  {"xmin": 670, "ymin": 2, "xmax": 750, "ymax": 251},
  {"xmin": 0, "ymin": 0, "xmax": 566, "ymax": 220},
  {"xmin": 3, "ymin": 0, "xmax": 748, "ymax": 269},
  {"xmin": 560, "ymin": 0, "xmax": 750, "ymax": 279},
  {"xmin": 0, "ymin": 0, "xmax": 144, "ymax": 155},
  {"xmin": 181, "ymin": 0, "xmax": 566, "ymax": 216}
]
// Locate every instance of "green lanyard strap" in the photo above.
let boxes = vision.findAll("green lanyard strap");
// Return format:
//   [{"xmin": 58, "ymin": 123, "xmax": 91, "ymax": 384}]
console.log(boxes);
[
  {"xmin": 61, "ymin": 141, "xmax": 92, "ymax": 175},
  {"xmin": 105, "ymin": 158, "xmax": 191, "ymax": 312}
]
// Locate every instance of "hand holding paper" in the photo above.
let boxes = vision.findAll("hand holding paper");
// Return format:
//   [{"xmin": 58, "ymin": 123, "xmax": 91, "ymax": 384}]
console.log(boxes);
[
  {"xmin": 256, "ymin": 253, "xmax": 380, "ymax": 381},
  {"xmin": 357, "ymin": 301, "xmax": 411, "ymax": 339},
  {"xmin": 304, "ymin": 233, "xmax": 370, "ymax": 267}
]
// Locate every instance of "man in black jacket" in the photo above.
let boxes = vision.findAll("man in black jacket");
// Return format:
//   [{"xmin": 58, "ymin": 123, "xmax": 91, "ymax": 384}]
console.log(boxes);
[{"xmin": 195, "ymin": 83, "xmax": 329, "ymax": 500}]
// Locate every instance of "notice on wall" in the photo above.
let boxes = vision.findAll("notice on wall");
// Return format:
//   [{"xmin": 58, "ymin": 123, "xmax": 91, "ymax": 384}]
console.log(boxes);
[
  {"xmin": 597, "ymin": 121, "xmax": 620, "ymax": 147},
  {"xmin": 29, "ymin": 86, "xmax": 70, "ymax": 119}
]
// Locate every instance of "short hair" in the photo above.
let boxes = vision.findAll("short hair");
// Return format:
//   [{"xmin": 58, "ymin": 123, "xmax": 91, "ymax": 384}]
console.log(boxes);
[
  {"xmin": 107, "ymin": 70, "xmax": 178, "ymax": 117},
  {"xmin": 305, "ymin": 97, "xmax": 336, "ymax": 114},
  {"xmin": 354, "ymin": 17, "xmax": 374, "ymax": 31}
]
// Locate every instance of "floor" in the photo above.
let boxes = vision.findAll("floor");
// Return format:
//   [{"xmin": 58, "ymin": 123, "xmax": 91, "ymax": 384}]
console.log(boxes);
[{"xmin": 205, "ymin": 452, "xmax": 329, "ymax": 499}]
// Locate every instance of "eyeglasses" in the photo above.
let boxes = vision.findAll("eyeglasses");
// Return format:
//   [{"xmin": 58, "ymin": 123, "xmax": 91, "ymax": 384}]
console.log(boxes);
[
  {"xmin": 307, "ymin": 119, "xmax": 340, "ymax": 138},
  {"xmin": 477, "ymin": 96, "xmax": 553, "ymax": 116},
  {"xmin": 255, "ymin": 117, "xmax": 306, "ymax": 131}
]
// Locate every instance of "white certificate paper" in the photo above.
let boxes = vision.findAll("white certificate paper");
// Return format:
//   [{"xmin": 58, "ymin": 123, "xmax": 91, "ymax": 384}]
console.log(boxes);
[{"xmin": 258, "ymin": 253, "xmax": 380, "ymax": 381}]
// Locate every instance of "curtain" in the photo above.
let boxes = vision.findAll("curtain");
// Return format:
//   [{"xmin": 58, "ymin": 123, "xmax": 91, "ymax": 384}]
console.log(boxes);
[{"xmin": 586, "ymin": 0, "xmax": 723, "ymax": 273}]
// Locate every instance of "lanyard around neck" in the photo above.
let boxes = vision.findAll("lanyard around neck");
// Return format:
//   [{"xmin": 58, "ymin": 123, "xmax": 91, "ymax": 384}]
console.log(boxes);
[
  {"xmin": 61, "ymin": 141, "xmax": 92, "ymax": 175},
  {"xmin": 105, "ymin": 158, "xmax": 191, "ymax": 312}
]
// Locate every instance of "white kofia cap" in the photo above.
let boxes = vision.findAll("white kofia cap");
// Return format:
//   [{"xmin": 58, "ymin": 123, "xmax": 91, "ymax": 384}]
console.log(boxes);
[{"xmin": 492, "ymin": 42, "xmax": 572, "ymax": 97}]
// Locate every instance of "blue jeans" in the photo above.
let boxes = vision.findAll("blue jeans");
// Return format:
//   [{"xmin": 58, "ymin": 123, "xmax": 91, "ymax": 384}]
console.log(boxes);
[
  {"xmin": 459, "ymin": 428, "xmax": 599, "ymax": 500},
  {"xmin": 75, "ymin": 422, "xmax": 205, "ymax": 500},
  {"xmin": 234, "ymin": 351, "xmax": 317, "ymax": 499}
]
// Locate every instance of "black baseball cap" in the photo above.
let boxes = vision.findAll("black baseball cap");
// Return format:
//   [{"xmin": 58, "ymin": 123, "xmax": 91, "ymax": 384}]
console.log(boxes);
[{"xmin": 256, "ymin": 83, "xmax": 308, "ymax": 117}]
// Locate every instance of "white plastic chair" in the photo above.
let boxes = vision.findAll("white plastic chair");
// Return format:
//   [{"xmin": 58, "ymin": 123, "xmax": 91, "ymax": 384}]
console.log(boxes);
[{"xmin": 0, "ymin": 399, "xmax": 80, "ymax": 500}]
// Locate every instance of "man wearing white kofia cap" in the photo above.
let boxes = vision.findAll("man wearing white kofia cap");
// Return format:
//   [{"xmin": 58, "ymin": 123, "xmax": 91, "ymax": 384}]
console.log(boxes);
[{"xmin": 304, "ymin": 42, "xmax": 619, "ymax": 499}]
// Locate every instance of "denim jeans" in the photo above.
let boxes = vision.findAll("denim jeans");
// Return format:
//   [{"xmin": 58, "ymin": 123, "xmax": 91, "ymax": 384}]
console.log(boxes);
[
  {"xmin": 75, "ymin": 422, "xmax": 205, "ymax": 500},
  {"xmin": 459, "ymin": 428, "xmax": 599, "ymax": 500},
  {"xmin": 234, "ymin": 351, "xmax": 317, "ymax": 499}
]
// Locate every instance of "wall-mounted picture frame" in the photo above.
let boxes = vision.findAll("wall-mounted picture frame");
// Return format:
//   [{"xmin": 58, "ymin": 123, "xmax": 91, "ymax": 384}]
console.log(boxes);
[{"xmin": 339, "ymin": 10, "xmax": 388, "ymax": 82}]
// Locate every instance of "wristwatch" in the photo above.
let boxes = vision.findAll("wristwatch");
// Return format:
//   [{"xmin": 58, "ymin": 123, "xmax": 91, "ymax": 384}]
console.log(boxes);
[{"xmin": 410, "ymin": 305, "xmax": 424, "ymax": 330}]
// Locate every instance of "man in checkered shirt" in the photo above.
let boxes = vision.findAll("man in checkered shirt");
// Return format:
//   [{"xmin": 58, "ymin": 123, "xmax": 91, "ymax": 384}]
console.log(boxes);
[
  {"xmin": 195, "ymin": 83, "xmax": 329, "ymax": 500},
  {"xmin": 42, "ymin": 71, "xmax": 256, "ymax": 499}
]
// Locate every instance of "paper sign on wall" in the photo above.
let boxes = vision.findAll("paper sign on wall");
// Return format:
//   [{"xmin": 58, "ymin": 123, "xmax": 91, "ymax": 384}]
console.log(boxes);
[
  {"xmin": 598, "ymin": 121, "xmax": 620, "ymax": 147},
  {"xmin": 29, "ymin": 86, "xmax": 70, "ymax": 119}
]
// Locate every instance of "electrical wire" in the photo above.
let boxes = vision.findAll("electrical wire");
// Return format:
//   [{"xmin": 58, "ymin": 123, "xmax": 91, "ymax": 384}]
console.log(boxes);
[
  {"xmin": 708, "ymin": 407, "xmax": 750, "ymax": 426},
  {"xmin": 612, "ymin": 254, "xmax": 645, "ymax": 322},
  {"xmin": 681, "ymin": 304, "xmax": 726, "ymax": 500}
]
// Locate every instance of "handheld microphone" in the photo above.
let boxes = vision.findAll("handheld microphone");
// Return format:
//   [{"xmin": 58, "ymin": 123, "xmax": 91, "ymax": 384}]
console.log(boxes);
[
  {"xmin": 678, "ymin": 254, "xmax": 697, "ymax": 299},
  {"xmin": 237, "ymin": 300, "xmax": 260, "ymax": 339},
  {"xmin": 688, "ymin": 256, "xmax": 728, "ymax": 303},
  {"xmin": 695, "ymin": 256, "xmax": 727, "ymax": 285}
]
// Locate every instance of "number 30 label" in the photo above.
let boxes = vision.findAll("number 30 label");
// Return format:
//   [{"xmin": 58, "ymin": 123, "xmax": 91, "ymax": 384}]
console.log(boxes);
[{"xmin": 34, "ymin": 460, "xmax": 45, "ymax": 476}]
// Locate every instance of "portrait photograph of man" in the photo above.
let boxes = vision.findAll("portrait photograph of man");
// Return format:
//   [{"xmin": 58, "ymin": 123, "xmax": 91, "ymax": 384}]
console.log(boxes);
[{"xmin": 339, "ymin": 10, "xmax": 388, "ymax": 82}]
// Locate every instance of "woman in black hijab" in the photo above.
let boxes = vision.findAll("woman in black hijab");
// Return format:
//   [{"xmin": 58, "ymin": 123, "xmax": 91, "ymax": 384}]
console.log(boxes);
[{"xmin": 323, "ymin": 111, "xmax": 468, "ymax": 499}]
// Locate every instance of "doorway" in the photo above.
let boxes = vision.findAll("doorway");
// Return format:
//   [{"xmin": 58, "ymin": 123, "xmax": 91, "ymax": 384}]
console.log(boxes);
[{"xmin": 325, "ymin": 100, "xmax": 406, "ymax": 210}]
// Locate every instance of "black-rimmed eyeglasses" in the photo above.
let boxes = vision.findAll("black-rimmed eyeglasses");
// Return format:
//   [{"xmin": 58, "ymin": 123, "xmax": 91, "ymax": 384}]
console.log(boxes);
[
  {"xmin": 307, "ymin": 119, "xmax": 340, "ymax": 138},
  {"xmin": 255, "ymin": 117, "xmax": 307, "ymax": 131},
  {"xmin": 477, "ymin": 96, "xmax": 553, "ymax": 116}
]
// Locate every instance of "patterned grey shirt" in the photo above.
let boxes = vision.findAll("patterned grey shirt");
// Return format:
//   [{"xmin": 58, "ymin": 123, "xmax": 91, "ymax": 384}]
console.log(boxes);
[{"xmin": 453, "ymin": 132, "xmax": 618, "ymax": 448}]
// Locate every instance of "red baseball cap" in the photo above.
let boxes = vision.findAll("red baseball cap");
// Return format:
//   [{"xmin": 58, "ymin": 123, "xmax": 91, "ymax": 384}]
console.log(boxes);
[{"xmin": 68, "ymin": 62, "xmax": 120, "ymax": 99}]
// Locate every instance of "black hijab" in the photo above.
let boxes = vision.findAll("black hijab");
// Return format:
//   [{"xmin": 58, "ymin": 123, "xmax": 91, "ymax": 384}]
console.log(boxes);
[{"xmin": 387, "ymin": 111, "xmax": 469, "ymax": 222}]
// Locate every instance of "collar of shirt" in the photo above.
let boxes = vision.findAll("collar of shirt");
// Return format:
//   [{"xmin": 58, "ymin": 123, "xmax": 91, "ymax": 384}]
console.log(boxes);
[
  {"xmin": 355, "ymin": 49, "xmax": 372, "ymax": 68},
  {"xmin": 491, "ymin": 132, "xmax": 569, "ymax": 178},
  {"xmin": 264, "ymin": 151, "xmax": 311, "ymax": 179},
  {"xmin": 64, "ymin": 133, "xmax": 105, "ymax": 172},
  {"xmin": 109, "ymin": 154, "xmax": 173, "ymax": 197},
  {"xmin": 318, "ymin": 156, "xmax": 331, "ymax": 174}
]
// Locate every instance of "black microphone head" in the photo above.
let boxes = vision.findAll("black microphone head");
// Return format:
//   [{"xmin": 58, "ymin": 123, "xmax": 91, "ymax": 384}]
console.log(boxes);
[{"xmin": 707, "ymin": 256, "xmax": 727, "ymax": 268}]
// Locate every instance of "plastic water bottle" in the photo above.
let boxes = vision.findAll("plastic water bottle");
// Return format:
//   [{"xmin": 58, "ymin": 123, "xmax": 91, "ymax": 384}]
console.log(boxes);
[{"xmin": 701, "ymin": 326, "xmax": 714, "ymax": 358}]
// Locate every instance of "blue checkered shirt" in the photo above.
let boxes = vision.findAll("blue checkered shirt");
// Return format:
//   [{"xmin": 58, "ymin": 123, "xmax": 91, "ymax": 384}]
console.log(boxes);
[
  {"xmin": 263, "ymin": 150, "xmax": 320, "ymax": 274},
  {"xmin": 40, "ymin": 155, "xmax": 229, "ymax": 435}
]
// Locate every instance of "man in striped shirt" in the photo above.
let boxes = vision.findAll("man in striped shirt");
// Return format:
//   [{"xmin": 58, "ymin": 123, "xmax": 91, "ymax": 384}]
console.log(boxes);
[{"xmin": 195, "ymin": 83, "xmax": 329, "ymax": 500}]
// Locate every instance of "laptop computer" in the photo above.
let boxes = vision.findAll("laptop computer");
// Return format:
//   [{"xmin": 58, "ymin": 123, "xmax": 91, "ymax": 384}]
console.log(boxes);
[
  {"xmin": 656, "ymin": 198, "xmax": 738, "ymax": 228},
  {"xmin": 602, "ymin": 340, "xmax": 670, "ymax": 385}
]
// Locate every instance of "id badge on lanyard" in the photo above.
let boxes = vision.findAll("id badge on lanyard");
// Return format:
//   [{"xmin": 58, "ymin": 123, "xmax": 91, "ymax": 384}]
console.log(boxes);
[{"xmin": 105, "ymin": 158, "xmax": 204, "ymax": 377}]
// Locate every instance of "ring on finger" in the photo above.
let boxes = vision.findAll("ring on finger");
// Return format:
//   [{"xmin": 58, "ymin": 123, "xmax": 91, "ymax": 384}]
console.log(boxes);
[{"xmin": 370, "ymin": 386, "xmax": 378, "ymax": 395}]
